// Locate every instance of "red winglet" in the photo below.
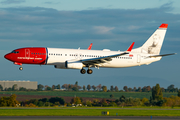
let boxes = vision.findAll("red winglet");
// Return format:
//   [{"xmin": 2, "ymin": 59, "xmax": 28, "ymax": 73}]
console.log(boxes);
[
  {"xmin": 127, "ymin": 42, "xmax": 135, "ymax": 52},
  {"xmin": 159, "ymin": 23, "xmax": 168, "ymax": 28},
  {"xmin": 87, "ymin": 43, "xmax": 93, "ymax": 50}
]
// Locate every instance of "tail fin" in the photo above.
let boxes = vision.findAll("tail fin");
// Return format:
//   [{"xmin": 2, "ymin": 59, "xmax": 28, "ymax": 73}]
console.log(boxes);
[{"xmin": 133, "ymin": 23, "xmax": 168, "ymax": 55}]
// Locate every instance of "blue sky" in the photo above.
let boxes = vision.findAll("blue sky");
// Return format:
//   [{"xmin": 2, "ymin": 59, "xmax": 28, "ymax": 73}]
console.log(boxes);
[{"xmin": 0, "ymin": 0, "xmax": 180, "ymax": 90}]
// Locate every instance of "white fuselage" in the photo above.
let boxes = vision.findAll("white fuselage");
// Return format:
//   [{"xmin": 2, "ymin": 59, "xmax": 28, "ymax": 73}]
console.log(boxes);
[{"xmin": 46, "ymin": 48, "xmax": 161, "ymax": 69}]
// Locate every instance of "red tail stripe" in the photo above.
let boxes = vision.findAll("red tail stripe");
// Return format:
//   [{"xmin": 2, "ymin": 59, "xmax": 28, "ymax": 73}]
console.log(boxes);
[{"xmin": 159, "ymin": 23, "xmax": 168, "ymax": 28}]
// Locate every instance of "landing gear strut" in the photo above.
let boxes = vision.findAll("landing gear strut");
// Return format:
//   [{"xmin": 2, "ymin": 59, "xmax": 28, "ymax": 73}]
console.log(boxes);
[{"xmin": 19, "ymin": 67, "xmax": 23, "ymax": 71}]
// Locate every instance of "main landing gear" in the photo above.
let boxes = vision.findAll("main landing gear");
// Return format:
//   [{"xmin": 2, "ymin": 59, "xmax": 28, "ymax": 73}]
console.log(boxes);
[{"xmin": 80, "ymin": 68, "xmax": 93, "ymax": 74}]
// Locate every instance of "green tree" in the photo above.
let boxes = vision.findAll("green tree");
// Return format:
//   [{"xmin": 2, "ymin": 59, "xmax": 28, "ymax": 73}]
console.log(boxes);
[
  {"xmin": 19, "ymin": 87, "xmax": 26, "ymax": 91},
  {"xmin": 119, "ymin": 95, "xmax": 126, "ymax": 102},
  {"xmin": 45, "ymin": 86, "xmax": 52, "ymax": 91},
  {"xmin": 178, "ymin": 89, "xmax": 180, "ymax": 97},
  {"xmin": 128, "ymin": 87, "xmax": 132, "ymax": 92},
  {"xmin": 12, "ymin": 84, "xmax": 18, "ymax": 91},
  {"xmin": 123, "ymin": 86, "xmax": 128, "ymax": 92},
  {"xmin": 100, "ymin": 98, "xmax": 108, "ymax": 106},
  {"xmin": 114, "ymin": 86, "xmax": 118, "ymax": 92},
  {"xmin": 72, "ymin": 87, "xmax": 79, "ymax": 91},
  {"xmin": 75, "ymin": 81, "xmax": 78, "ymax": 86},
  {"xmin": 87, "ymin": 84, "xmax": 91, "ymax": 91},
  {"xmin": 49, "ymin": 97, "xmax": 65, "ymax": 105},
  {"xmin": 56, "ymin": 84, "xmax": 60, "ymax": 89},
  {"xmin": 37, "ymin": 84, "xmax": 44, "ymax": 91},
  {"xmin": 110, "ymin": 85, "xmax": 114, "ymax": 92},
  {"xmin": 0, "ymin": 94, "xmax": 19, "ymax": 107},
  {"xmin": 52, "ymin": 85, "xmax": 55, "ymax": 90},
  {"xmin": 0, "ymin": 85, "xmax": 3, "ymax": 91},
  {"xmin": 83, "ymin": 85, "xmax": 86, "ymax": 91},
  {"xmin": 110, "ymin": 94, "xmax": 114, "ymax": 98},
  {"xmin": 85, "ymin": 100, "xmax": 92, "ymax": 106},
  {"xmin": 71, "ymin": 97, "xmax": 82, "ymax": 105},
  {"xmin": 102, "ymin": 86, "xmax": 107, "ymax": 92},
  {"xmin": 92, "ymin": 85, "xmax": 96, "ymax": 91},
  {"xmin": 137, "ymin": 87, "xmax": 142, "ymax": 92},
  {"xmin": 5, "ymin": 87, "xmax": 12, "ymax": 91},
  {"xmin": 167, "ymin": 84, "xmax": 175, "ymax": 92},
  {"xmin": 68, "ymin": 84, "xmax": 72, "ymax": 90},
  {"xmin": 152, "ymin": 84, "xmax": 163, "ymax": 100}
]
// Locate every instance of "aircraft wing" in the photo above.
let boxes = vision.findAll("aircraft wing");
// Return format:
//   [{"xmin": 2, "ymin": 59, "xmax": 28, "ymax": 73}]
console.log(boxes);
[{"xmin": 81, "ymin": 42, "xmax": 135, "ymax": 66}]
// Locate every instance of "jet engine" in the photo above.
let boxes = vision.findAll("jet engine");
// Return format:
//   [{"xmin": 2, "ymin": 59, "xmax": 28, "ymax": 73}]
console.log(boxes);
[{"xmin": 65, "ymin": 61, "xmax": 84, "ymax": 69}]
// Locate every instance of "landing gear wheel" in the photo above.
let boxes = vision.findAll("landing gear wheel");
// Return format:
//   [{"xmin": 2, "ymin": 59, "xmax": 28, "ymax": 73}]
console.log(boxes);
[
  {"xmin": 19, "ymin": 67, "xmax": 23, "ymax": 71},
  {"xmin": 80, "ymin": 69, "xmax": 86, "ymax": 74},
  {"xmin": 87, "ymin": 69, "xmax": 93, "ymax": 74}
]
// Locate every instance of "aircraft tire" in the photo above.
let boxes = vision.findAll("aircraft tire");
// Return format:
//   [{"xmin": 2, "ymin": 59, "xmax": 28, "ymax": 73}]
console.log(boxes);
[
  {"xmin": 80, "ymin": 69, "xmax": 86, "ymax": 74},
  {"xmin": 19, "ymin": 67, "xmax": 23, "ymax": 71},
  {"xmin": 87, "ymin": 69, "xmax": 93, "ymax": 74}
]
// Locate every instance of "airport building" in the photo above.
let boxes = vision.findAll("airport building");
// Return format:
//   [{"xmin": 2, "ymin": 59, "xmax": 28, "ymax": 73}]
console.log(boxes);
[{"xmin": 0, "ymin": 80, "xmax": 37, "ymax": 90}]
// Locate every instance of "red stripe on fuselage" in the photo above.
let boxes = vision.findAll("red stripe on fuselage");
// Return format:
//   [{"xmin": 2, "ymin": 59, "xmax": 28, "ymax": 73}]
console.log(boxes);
[{"xmin": 5, "ymin": 47, "xmax": 47, "ymax": 65}]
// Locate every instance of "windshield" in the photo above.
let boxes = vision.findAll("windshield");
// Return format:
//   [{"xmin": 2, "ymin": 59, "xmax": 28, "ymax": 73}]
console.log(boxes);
[{"xmin": 11, "ymin": 50, "xmax": 19, "ymax": 54}]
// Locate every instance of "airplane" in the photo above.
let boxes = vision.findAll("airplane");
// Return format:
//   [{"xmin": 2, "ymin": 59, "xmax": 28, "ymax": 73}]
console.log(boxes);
[{"xmin": 4, "ymin": 23, "xmax": 176, "ymax": 74}]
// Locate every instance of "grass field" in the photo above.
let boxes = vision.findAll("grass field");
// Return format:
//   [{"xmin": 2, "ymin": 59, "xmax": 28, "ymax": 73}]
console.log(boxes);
[
  {"xmin": 0, "ymin": 108, "xmax": 180, "ymax": 116},
  {"xmin": 0, "ymin": 91, "xmax": 178, "ymax": 99}
]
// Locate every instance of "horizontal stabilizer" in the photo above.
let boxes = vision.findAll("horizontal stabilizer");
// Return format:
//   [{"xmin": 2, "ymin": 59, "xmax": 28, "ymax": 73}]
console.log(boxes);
[{"xmin": 149, "ymin": 53, "xmax": 176, "ymax": 58}]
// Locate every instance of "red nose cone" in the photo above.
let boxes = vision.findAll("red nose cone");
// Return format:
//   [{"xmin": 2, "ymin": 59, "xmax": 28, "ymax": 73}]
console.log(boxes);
[
  {"xmin": 4, "ymin": 54, "xmax": 8, "ymax": 59},
  {"xmin": 4, "ymin": 53, "xmax": 11, "ymax": 61}
]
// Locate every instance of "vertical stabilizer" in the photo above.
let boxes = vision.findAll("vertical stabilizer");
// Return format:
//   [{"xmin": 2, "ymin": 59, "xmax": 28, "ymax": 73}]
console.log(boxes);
[{"xmin": 133, "ymin": 23, "xmax": 168, "ymax": 55}]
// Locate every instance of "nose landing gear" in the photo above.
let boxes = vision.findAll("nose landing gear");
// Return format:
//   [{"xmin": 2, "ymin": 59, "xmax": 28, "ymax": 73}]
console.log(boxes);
[
  {"xmin": 13, "ymin": 62, "xmax": 23, "ymax": 71},
  {"xmin": 19, "ymin": 66, "xmax": 23, "ymax": 71}
]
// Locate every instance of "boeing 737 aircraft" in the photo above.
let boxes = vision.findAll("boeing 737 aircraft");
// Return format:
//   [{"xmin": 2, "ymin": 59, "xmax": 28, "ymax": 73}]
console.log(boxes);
[{"xmin": 4, "ymin": 23, "xmax": 175, "ymax": 74}]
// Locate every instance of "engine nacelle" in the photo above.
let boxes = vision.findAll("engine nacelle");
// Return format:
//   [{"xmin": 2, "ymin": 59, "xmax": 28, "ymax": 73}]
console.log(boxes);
[{"xmin": 65, "ymin": 61, "xmax": 83, "ymax": 69}]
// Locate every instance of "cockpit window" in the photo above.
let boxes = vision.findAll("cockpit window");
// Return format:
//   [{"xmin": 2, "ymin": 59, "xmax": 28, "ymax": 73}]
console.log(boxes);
[{"xmin": 11, "ymin": 50, "xmax": 19, "ymax": 54}]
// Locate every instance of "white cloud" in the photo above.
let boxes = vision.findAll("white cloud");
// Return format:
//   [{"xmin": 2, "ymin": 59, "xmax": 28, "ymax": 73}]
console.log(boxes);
[
  {"xmin": 93, "ymin": 26, "xmax": 115, "ymax": 34},
  {"xmin": 127, "ymin": 25, "xmax": 141, "ymax": 30},
  {"xmin": 1, "ymin": 0, "xmax": 25, "ymax": 4}
]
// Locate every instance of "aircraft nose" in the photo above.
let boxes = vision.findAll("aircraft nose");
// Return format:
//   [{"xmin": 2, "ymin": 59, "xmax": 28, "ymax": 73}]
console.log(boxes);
[{"xmin": 4, "ymin": 53, "xmax": 11, "ymax": 60}]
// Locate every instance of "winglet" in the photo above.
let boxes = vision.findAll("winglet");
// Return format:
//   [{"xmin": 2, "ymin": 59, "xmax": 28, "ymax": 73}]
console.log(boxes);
[
  {"xmin": 126, "ymin": 42, "xmax": 135, "ymax": 52},
  {"xmin": 87, "ymin": 43, "xmax": 93, "ymax": 50}
]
